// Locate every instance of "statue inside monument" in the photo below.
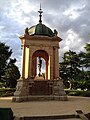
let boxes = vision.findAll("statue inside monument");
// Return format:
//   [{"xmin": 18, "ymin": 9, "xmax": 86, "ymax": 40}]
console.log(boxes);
[{"xmin": 38, "ymin": 57, "xmax": 42, "ymax": 76}]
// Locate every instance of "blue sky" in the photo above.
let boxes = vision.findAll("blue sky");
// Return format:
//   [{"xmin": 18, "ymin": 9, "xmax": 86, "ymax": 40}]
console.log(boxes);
[{"xmin": 0, "ymin": 0, "xmax": 90, "ymax": 73}]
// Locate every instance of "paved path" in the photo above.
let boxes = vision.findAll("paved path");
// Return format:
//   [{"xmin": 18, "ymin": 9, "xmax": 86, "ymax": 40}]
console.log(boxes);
[{"xmin": 0, "ymin": 96, "xmax": 90, "ymax": 117}]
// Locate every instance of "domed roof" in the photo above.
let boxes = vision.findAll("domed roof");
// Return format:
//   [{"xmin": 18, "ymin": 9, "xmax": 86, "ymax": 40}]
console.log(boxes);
[{"xmin": 28, "ymin": 23, "xmax": 54, "ymax": 37}]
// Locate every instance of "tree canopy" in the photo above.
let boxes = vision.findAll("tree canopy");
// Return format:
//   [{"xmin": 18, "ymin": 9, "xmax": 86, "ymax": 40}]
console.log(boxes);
[
  {"xmin": 0, "ymin": 42, "xmax": 20, "ymax": 88},
  {"xmin": 59, "ymin": 43, "xmax": 90, "ymax": 90},
  {"xmin": 0, "ymin": 42, "xmax": 12, "ymax": 80}
]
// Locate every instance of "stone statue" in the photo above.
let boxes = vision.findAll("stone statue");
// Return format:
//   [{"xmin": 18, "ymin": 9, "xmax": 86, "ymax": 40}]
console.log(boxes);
[
  {"xmin": 54, "ymin": 29, "xmax": 58, "ymax": 36},
  {"xmin": 38, "ymin": 57, "xmax": 42, "ymax": 76},
  {"xmin": 25, "ymin": 27, "xmax": 29, "ymax": 35}
]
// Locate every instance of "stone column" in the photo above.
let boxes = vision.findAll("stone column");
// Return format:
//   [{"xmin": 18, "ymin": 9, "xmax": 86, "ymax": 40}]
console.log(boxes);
[
  {"xmin": 48, "ymin": 55, "xmax": 50, "ymax": 80},
  {"xmin": 55, "ymin": 47, "xmax": 59, "ymax": 78},
  {"xmin": 50, "ymin": 47, "xmax": 54, "ymax": 80},
  {"xmin": 46, "ymin": 60, "xmax": 48, "ymax": 80},
  {"xmin": 33, "ymin": 58, "xmax": 37, "ymax": 77},
  {"xmin": 28, "ymin": 46, "xmax": 32, "ymax": 78},
  {"xmin": 22, "ymin": 45, "xmax": 26, "ymax": 78},
  {"xmin": 53, "ymin": 47, "xmax": 55, "ymax": 79},
  {"xmin": 25, "ymin": 46, "xmax": 29, "ymax": 79}
]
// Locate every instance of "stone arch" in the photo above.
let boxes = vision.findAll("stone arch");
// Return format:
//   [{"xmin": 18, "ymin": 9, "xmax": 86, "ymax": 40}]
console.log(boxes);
[{"xmin": 32, "ymin": 50, "xmax": 49, "ymax": 79}]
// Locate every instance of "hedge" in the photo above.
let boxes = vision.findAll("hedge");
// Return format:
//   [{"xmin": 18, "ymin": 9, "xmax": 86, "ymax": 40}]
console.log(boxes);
[
  {"xmin": 0, "ymin": 88, "xmax": 15, "ymax": 97},
  {"xmin": 65, "ymin": 89, "xmax": 90, "ymax": 97},
  {"xmin": 0, "ymin": 88, "xmax": 90, "ymax": 97}
]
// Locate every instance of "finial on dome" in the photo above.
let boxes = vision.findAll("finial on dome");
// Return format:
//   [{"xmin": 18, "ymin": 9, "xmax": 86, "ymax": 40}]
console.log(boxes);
[{"xmin": 38, "ymin": 3, "xmax": 43, "ymax": 23}]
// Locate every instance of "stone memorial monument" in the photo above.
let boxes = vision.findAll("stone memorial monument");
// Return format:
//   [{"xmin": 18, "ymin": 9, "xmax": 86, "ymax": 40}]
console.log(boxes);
[{"xmin": 12, "ymin": 6, "xmax": 67, "ymax": 102}]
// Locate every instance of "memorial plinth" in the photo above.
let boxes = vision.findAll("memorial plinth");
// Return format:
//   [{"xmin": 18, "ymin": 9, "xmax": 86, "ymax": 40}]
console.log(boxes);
[{"xmin": 12, "ymin": 78, "xmax": 67, "ymax": 102}]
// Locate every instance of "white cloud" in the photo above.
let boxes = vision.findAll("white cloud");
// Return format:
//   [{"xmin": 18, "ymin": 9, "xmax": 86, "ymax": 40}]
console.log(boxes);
[
  {"xmin": 65, "ymin": 29, "xmax": 82, "ymax": 47},
  {"xmin": 63, "ymin": 9, "xmax": 79, "ymax": 20},
  {"xmin": 0, "ymin": 0, "xmax": 90, "ymax": 72},
  {"xmin": 63, "ymin": 46, "xmax": 69, "ymax": 52},
  {"xmin": 80, "ymin": 24, "xmax": 87, "ymax": 27},
  {"xmin": 63, "ymin": 4, "xmax": 86, "ymax": 20},
  {"xmin": 60, "ymin": 29, "xmax": 83, "ymax": 61},
  {"xmin": 0, "ymin": 26, "xmax": 5, "ymax": 30},
  {"xmin": 3, "ymin": 0, "xmax": 38, "ymax": 27}
]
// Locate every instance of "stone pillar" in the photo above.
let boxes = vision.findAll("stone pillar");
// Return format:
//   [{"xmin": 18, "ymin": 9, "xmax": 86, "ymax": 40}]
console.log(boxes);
[
  {"xmin": 28, "ymin": 46, "xmax": 32, "ymax": 78},
  {"xmin": 53, "ymin": 47, "xmax": 55, "ymax": 79},
  {"xmin": 48, "ymin": 55, "xmax": 50, "ymax": 80},
  {"xmin": 46, "ymin": 60, "xmax": 48, "ymax": 80},
  {"xmin": 33, "ymin": 58, "xmax": 37, "ymax": 77},
  {"xmin": 22, "ymin": 45, "xmax": 26, "ymax": 78},
  {"xmin": 55, "ymin": 47, "xmax": 59, "ymax": 78},
  {"xmin": 50, "ymin": 48, "xmax": 54, "ymax": 80},
  {"xmin": 25, "ymin": 46, "xmax": 29, "ymax": 79}
]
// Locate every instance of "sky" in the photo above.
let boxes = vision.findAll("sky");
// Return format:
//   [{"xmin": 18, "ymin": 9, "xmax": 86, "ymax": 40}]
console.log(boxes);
[{"xmin": 0, "ymin": 0, "xmax": 90, "ymax": 73}]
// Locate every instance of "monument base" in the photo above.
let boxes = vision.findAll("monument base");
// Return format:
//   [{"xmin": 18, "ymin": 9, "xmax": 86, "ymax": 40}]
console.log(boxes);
[
  {"xmin": 12, "ymin": 78, "xmax": 68, "ymax": 102},
  {"xmin": 12, "ymin": 95, "xmax": 67, "ymax": 102}
]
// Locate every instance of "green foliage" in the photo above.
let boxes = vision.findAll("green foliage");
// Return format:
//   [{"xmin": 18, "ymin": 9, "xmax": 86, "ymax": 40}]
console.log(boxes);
[
  {"xmin": 0, "ymin": 42, "xmax": 20, "ymax": 88},
  {"xmin": 75, "ymin": 70, "xmax": 90, "ymax": 90},
  {"xmin": 0, "ymin": 88, "xmax": 15, "ymax": 97},
  {"xmin": 65, "ymin": 90, "xmax": 90, "ymax": 97},
  {"xmin": 84, "ymin": 43, "xmax": 90, "ymax": 68},
  {"xmin": 60, "ymin": 50, "xmax": 81, "ymax": 78},
  {"xmin": 0, "ymin": 42, "xmax": 12, "ymax": 81},
  {"xmin": 3, "ymin": 59, "xmax": 20, "ymax": 88},
  {"xmin": 59, "ymin": 43, "xmax": 90, "ymax": 90},
  {"xmin": 59, "ymin": 50, "xmax": 81, "ymax": 89}
]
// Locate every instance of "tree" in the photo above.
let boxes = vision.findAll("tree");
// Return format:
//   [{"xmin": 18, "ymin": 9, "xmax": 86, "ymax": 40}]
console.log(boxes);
[
  {"xmin": 80, "ymin": 43, "xmax": 90, "ymax": 90},
  {"xmin": 0, "ymin": 42, "xmax": 20, "ymax": 88},
  {"xmin": 77, "ymin": 43, "xmax": 90, "ymax": 90},
  {"xmin": 84, "ymin": 43, "xmax": 90, "ymax": 69},
  {"xmin": 4, "ymin": 59, "xmax": 20, "ymax": 88},
  {"xmin": 0, "ymin": 42, "xmax": 12, "ymax": 81},
  {"xmin": 59, "ymin": 43, "xmax": 90, "ymax": 90},
  {"xmin": 59, "ymin": 50, "xmax": 81, "ymax": 89},
  {"xmin": 79, "ymin": 43, "xmax": 90, "ymax": 69}
]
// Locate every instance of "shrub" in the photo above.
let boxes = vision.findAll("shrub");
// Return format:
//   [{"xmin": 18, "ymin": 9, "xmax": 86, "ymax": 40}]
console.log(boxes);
[
  {"xmin": 65, "ymin": 89, "xmax": 90, "ymax": 97},
  {"xmin": 0, "ymin": 88, "xmax": 15, "ymax": 97}
]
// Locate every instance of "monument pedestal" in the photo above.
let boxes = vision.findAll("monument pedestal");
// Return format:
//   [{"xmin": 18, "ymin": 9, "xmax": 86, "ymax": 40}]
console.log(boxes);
[{"xmin": 12, "ymin": 78, "xmax": 67, "ymax": 102}]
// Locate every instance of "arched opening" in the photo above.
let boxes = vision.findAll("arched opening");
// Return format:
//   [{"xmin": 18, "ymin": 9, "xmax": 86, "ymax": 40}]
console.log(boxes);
[{"xmin": 32, "ymin": 50, "xmax": 49, "ymax": 80}]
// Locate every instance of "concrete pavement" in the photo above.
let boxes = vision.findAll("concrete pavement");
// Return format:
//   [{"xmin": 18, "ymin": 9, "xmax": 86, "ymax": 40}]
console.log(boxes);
[{"xmin": 0, "ymin": 96, "xmax": 90, "ymax": 117}]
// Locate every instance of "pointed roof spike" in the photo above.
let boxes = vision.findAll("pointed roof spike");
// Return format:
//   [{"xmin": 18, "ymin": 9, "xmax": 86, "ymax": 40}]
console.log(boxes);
[
  {"xmin": 38, "ymin": 3, "xmax": 43, "ymax": 23},
  {"xmin": 40, "ymin": 3, "xmax": 41, "ymax": 10}
]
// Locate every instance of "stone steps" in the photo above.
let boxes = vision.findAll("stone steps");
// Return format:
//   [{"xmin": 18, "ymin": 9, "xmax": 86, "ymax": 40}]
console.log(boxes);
[{"xmin": 14, "ymin": 111, "xmax": 90, "ymax": 120}]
